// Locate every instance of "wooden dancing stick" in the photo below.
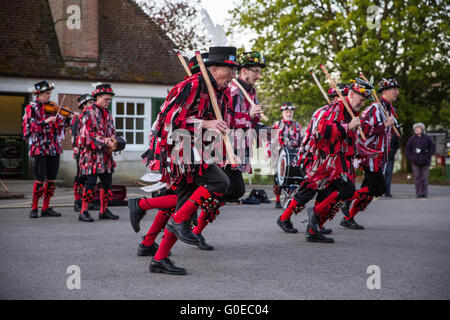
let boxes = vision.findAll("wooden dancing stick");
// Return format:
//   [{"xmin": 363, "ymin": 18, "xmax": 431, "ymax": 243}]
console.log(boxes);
[
  {"xmin": 310, "ymin": 70, "xmax": 332, "ymax": 105},
  {"xmin": 177, "ymin": 52, "xmax": 192, "ymax": 77},
  {"xmin": 319, "ymin": 64, "xmax": 366, "ymax": 140},
  {"xmin": 359, "ymin": 72, "xmax": 401, "ymax": 138},
  {"xmin": 231, "ymin": 78, "xmax": 269, "ymax": 121},
  {"xmin": 195, "ymin": 51, "xmax": 238, "ymax": 166}
]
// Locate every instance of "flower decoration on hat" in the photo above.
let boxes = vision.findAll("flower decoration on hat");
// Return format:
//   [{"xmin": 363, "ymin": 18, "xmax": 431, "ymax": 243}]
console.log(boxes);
[
  {"xmin": 237, "ymin": 51, "xmax": 266, "ymax": 68},
  {"xmin": 349, "ymin": 78, "xmax": 374, "ymax": 99},
  {"xmin": 378, "ymin": 77, "xmax": 400, "ymax": 93},
  {"xmin": 33, "ymin": 80, "xmax": 55, "ymax": 95},
  {"xmin": 280, "ymin": 102, "xmax": 295, "ymax": 111}
]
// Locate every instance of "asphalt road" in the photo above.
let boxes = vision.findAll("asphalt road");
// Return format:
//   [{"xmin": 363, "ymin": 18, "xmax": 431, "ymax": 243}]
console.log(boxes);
[{"xmin": 0, "ymin": 183, "xmax": 449, "ymax": 300}]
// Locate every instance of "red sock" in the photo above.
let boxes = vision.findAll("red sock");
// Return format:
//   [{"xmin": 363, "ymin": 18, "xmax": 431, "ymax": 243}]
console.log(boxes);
[
  {"xmin": 347, "ymin": 186, "xmax": 371, "ymax": 220},
  {"xmin": 41, "ymin": 181, "xmax": 55, "ymax": 211},
  {"xmin": 172, "ymin": 186, "xmax": 211, "ymax": 223},
  {"xmin": 280, "ymin": 199, "xmax": 299, "ymax": 221},
  {"xmin": 142, "ymin": 210, "xmax": 171, "ymax": 246},
  {"xmin": 153, "ymin": 227, "xmax": 178, "ymax": 261},
  {"xmin": 276, "ymin": 193, "xmax": 281, "ymax": 202},
  {"xmin": 32, "ymin": 181, "xmax": 43, "ymax": 210},
  {"xmin": 81, "ymin": 188, "xmax": 91, "ymax": 213},
  {"xmin": 193, "ymin": 209, "xmax": 209, "ymax": 235},
  {"xmin": 314, "ymin": 191, "xmax": 339, "ymax": 219},
  {"xmin": 74, "ymin": 182, "xmax": 81, "ymax": 201},
  {"xmin": 138, "ymin": 195, "xmax": 177, "ymax": 211}
]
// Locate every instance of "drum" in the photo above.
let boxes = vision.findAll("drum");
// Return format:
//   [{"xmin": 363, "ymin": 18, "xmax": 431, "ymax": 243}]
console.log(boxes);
[{"xmin": 276, "ymin": 147, "xmax": 304, "ymax": 186}]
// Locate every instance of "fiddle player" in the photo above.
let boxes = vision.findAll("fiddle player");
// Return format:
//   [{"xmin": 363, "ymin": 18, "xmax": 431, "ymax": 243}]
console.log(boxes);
[{"xmin": 22, "ymin": 80, "xmax": 72, "ymax": 218}]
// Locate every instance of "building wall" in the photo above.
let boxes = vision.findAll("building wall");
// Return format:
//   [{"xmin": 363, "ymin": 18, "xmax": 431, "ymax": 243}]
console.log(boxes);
[{"xmin": 0, "ymin": 76, "xmax": 173, "ymax": 185}]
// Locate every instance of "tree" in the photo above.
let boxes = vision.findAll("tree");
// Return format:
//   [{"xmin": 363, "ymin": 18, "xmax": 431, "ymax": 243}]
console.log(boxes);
[
  {"xmin": 230, "ymin": 0, "xmax": 449, "ymax": 171},
  {"xmin": 137, "ymin": 0, "xmax": 209, "ymax": 52}
]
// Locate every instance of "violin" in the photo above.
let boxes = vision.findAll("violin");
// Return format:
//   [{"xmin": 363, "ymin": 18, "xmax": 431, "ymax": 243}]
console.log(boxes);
[{"xmin": 44, "ymin": 101, "xmax": 74, "ymax": 117}]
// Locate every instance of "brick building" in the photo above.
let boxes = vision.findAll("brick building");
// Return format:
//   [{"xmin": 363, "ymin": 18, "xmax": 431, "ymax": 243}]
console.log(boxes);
[{"xmin": 0, "ymin": 0, "xmax": 185, "ymax": 184}]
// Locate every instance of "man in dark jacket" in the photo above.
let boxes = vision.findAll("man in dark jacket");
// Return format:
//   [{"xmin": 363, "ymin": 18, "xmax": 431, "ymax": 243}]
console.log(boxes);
[{"xmin": 405, "ymin": 123, "xmax": 435, "ymax": 198}]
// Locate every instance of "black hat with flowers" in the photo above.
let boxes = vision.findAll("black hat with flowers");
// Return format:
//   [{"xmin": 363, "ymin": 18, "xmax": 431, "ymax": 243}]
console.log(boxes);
[
  {"xmin": 237, "ymin": 51, "xmax": 266, "ymax": 69},
  {"xmin": 328, "ymin": 83, "xmax": 349, "ymax": 98},
  {"xmin": 280, "ymin": 102, "xmax": 295, "ymax": 111},
  {"xmin": 378, "ymin": 77, "xmax": 400, "ymax": 93},
  {"xmin": 33, "ymin": 80, "xmax": 55, "ymax": 95},
  {"xmin": 189, "ymin": 52, "xmax": 209, "ymax": 75},
  {"xmin": 77, "ymin": 94, "xmax": 94, "ymax": 109},
  {"xmin": 349, "ymin": 78, "xmax": 374, "ymax": 99},
  {"xmin": 204, "ymin": 46, "xmax": 240, "ymax": 68},
  {"xmin": 92, "ymin": 83, "xmax": 115, "ymax": 98}
]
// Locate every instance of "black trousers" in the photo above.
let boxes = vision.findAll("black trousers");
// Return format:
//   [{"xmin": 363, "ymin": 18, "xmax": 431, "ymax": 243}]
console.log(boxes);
[
  {"xmin": 361, "ymin": 166, "xmax": 387, "ymax": 197},
  {"xmin": 175, "ymin": 164, "xmax": 230, "ymax": 211},
  {"xmin": 223, "ymin": 165, "xmax": 246, "ymax": 202},
  {"xmin": 315, "ymin": 178, "xmax": 356, "ymax": 204},
  {"xmin": 33, "ymin": 155, "xmax": 60, "ymax": 182},
  {"xmin": 84, "ymin": 172, "xmax": 112, "ymax": 191}
]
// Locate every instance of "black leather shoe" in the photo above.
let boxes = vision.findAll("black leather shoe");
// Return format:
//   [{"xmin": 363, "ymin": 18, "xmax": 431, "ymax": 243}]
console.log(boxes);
[
  {"xmin": 149, "ymin": 257, "xmax": 187, "ymax": 275},
  {"xmin": 29, "ymin": 209, "xmax": 39, "ymax": 218},
  {"xmin": 74, "ymin": 200, "xmax": 82, "ymax": 212},
  {"xmin": 128, "ymin": 198, "xmax": 146, "ymax": 232},
  {"xmin": 99, "ymin": 208, "xmax": 119, "ymax": 220},
  {"xmin": 137, "ymin": 242, "xmax": 159, "ymax": 256},
  {"xmin": 340, "ymin": 217, "xmax": 364, "ymax": 230},
  {"xmin": 166, "ymin": 217, "xmax": 199, "ymax": 245},
  {"xmin": 320, "ymin": 227, "xmax": 333, "ymax": 235},
  {"xmin": 79, "ymin": 211, "xmax": 94, "ymax": 222},
  {"xmin": 275, "ymin": 201, "xmax": 282, "ymax": 209},
  {"xmin": 276, "ymin": 216, "xmax": 298, "ymax": 233},
  {"xmin": 306, "ymin": 231, "xmax": 335, "ymax": 243},
  {"xmin": 41, "ymin": 208, "xmax": 61, "ymax": 217},
  {"xmin": 197, "ymin": 234, "xmax": 214, "ymax": 250}
]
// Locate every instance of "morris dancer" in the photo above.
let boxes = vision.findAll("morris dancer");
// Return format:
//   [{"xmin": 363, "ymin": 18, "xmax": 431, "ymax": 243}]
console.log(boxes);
[
  {"xmin": 340, "ymin": 77, "xmax": 399, "ymax": 229},
  {"xmin": 77, "ymin": 84, "xmax": 120, "ymax": 222}
]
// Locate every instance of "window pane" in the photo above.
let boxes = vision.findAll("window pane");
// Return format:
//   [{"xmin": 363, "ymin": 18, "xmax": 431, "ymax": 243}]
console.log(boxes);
[
  {"xmin": 126, "ymin": 103, "xmax": 135, "ymax": 115},
  {"xmin": 126, "ymin": 118, "xmax": 134, "ymax": 129},
  {"xmin": 116, "ymin": 131, "xmax": 123, "ymax": 137},
  {"xmin": 137, "ymin": 103, "xmax": 144, "ymax": 115},
  {"xmin": 136, "ymin": 118, "xmax": 144, "ymax": 130},
  {"xmin": 126, "ymin": 132, "xmax": 134, "ymax": 144},
  {"xmin": 136, "ymin": 132, "xmax": 143, "ymax": 144},
  {"xmin": 116, "ymin": 102, "xmax": 124, "ymax": 115},
  {"xmin": 116, "ymin": 117, "xmax": 123, "ymax": 130}
]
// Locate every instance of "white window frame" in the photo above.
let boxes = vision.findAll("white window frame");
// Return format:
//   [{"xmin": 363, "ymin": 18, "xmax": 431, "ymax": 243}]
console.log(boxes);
[{"xmin": 111, "ymin": 97, "xmax": 151, "ymax": 151}]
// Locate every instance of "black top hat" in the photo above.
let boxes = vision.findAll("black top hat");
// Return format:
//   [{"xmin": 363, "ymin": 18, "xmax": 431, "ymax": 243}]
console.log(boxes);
[
  {"xmin": 204, "ymin": 47, "xmax": 240, "ymax": 68},
  {"xmin": 378, "ymin": 77, "xmax": 400, "ymax": 93},
  {"xmin": 237, "ymin": 51, "xmax": 266, "ymax": 69},
  {"xmin": 189, "ymin": 52, "xmax": 209, "ymax": 75},
  {"xmin": 349, "ymin": 78, "xmax": 374, "ymax": 99},
  {"xmin": 92, "ymin": 83, "xmax": 115, "ymax": 97},
  {"xmin": 77, "ymin": 94, "xmax": 94, "ymax": 109},
  {"xmin": 33, "ymin": 80, "xmax": 55, "ymax": 95},
  {"xmin": 280, "ymin": 102, "xmax": 295, "ymax": 111}
]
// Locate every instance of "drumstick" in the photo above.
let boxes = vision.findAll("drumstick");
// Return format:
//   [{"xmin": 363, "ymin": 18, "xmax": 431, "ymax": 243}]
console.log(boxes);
[
  {"xmin": 319, "ymin": 64, "xmax": 366, "ymax": 140},
  {"xmin": 231, "ymin": 79, "xmax": 269, "ymax": 121},
  {"xmin": 196, "ymin": 51, "xmax": 238, "ymax": 166},
  {"xmin": 359, "ymin": 72, "xmax": 401, "ymax": 138}
]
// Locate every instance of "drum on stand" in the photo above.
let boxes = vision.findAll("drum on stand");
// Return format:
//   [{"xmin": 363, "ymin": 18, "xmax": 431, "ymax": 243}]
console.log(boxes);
[
  {"xmin": 275, "ymin": 147, "xmax": 304, "ymax": 209},
  {"xmin": 276, "ymin": 147, "xmax": 304, "ymax": 186}
]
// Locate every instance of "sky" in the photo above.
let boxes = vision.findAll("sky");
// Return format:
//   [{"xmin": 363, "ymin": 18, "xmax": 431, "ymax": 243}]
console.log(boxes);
[{"xmin": 200, "ymin": 0, "xmax": 254, "ymax": 50}]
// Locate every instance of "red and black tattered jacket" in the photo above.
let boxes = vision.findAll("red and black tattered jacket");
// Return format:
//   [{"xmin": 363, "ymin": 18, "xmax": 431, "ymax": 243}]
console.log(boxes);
[
  {"xmin": 296, "ymin": 98, "xmax": 358, "ymax": 190},
  {"xmin": 77, "ymin": 103, "xmax": 116, "ymax": 175},
  {"xmin": 143, "ymin": 71, "xmax": 231, "ymax": 186},
  {"xmin": 70, "ymin": 115, "xmax": 81, "ymax": 158},
  {"xmin": 359, "ymin": 97, "xmax": 398, "ymax": 172},
  {"xmin": 22, "ymin": 99, "xmax": 69, "ymax": 157}
]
